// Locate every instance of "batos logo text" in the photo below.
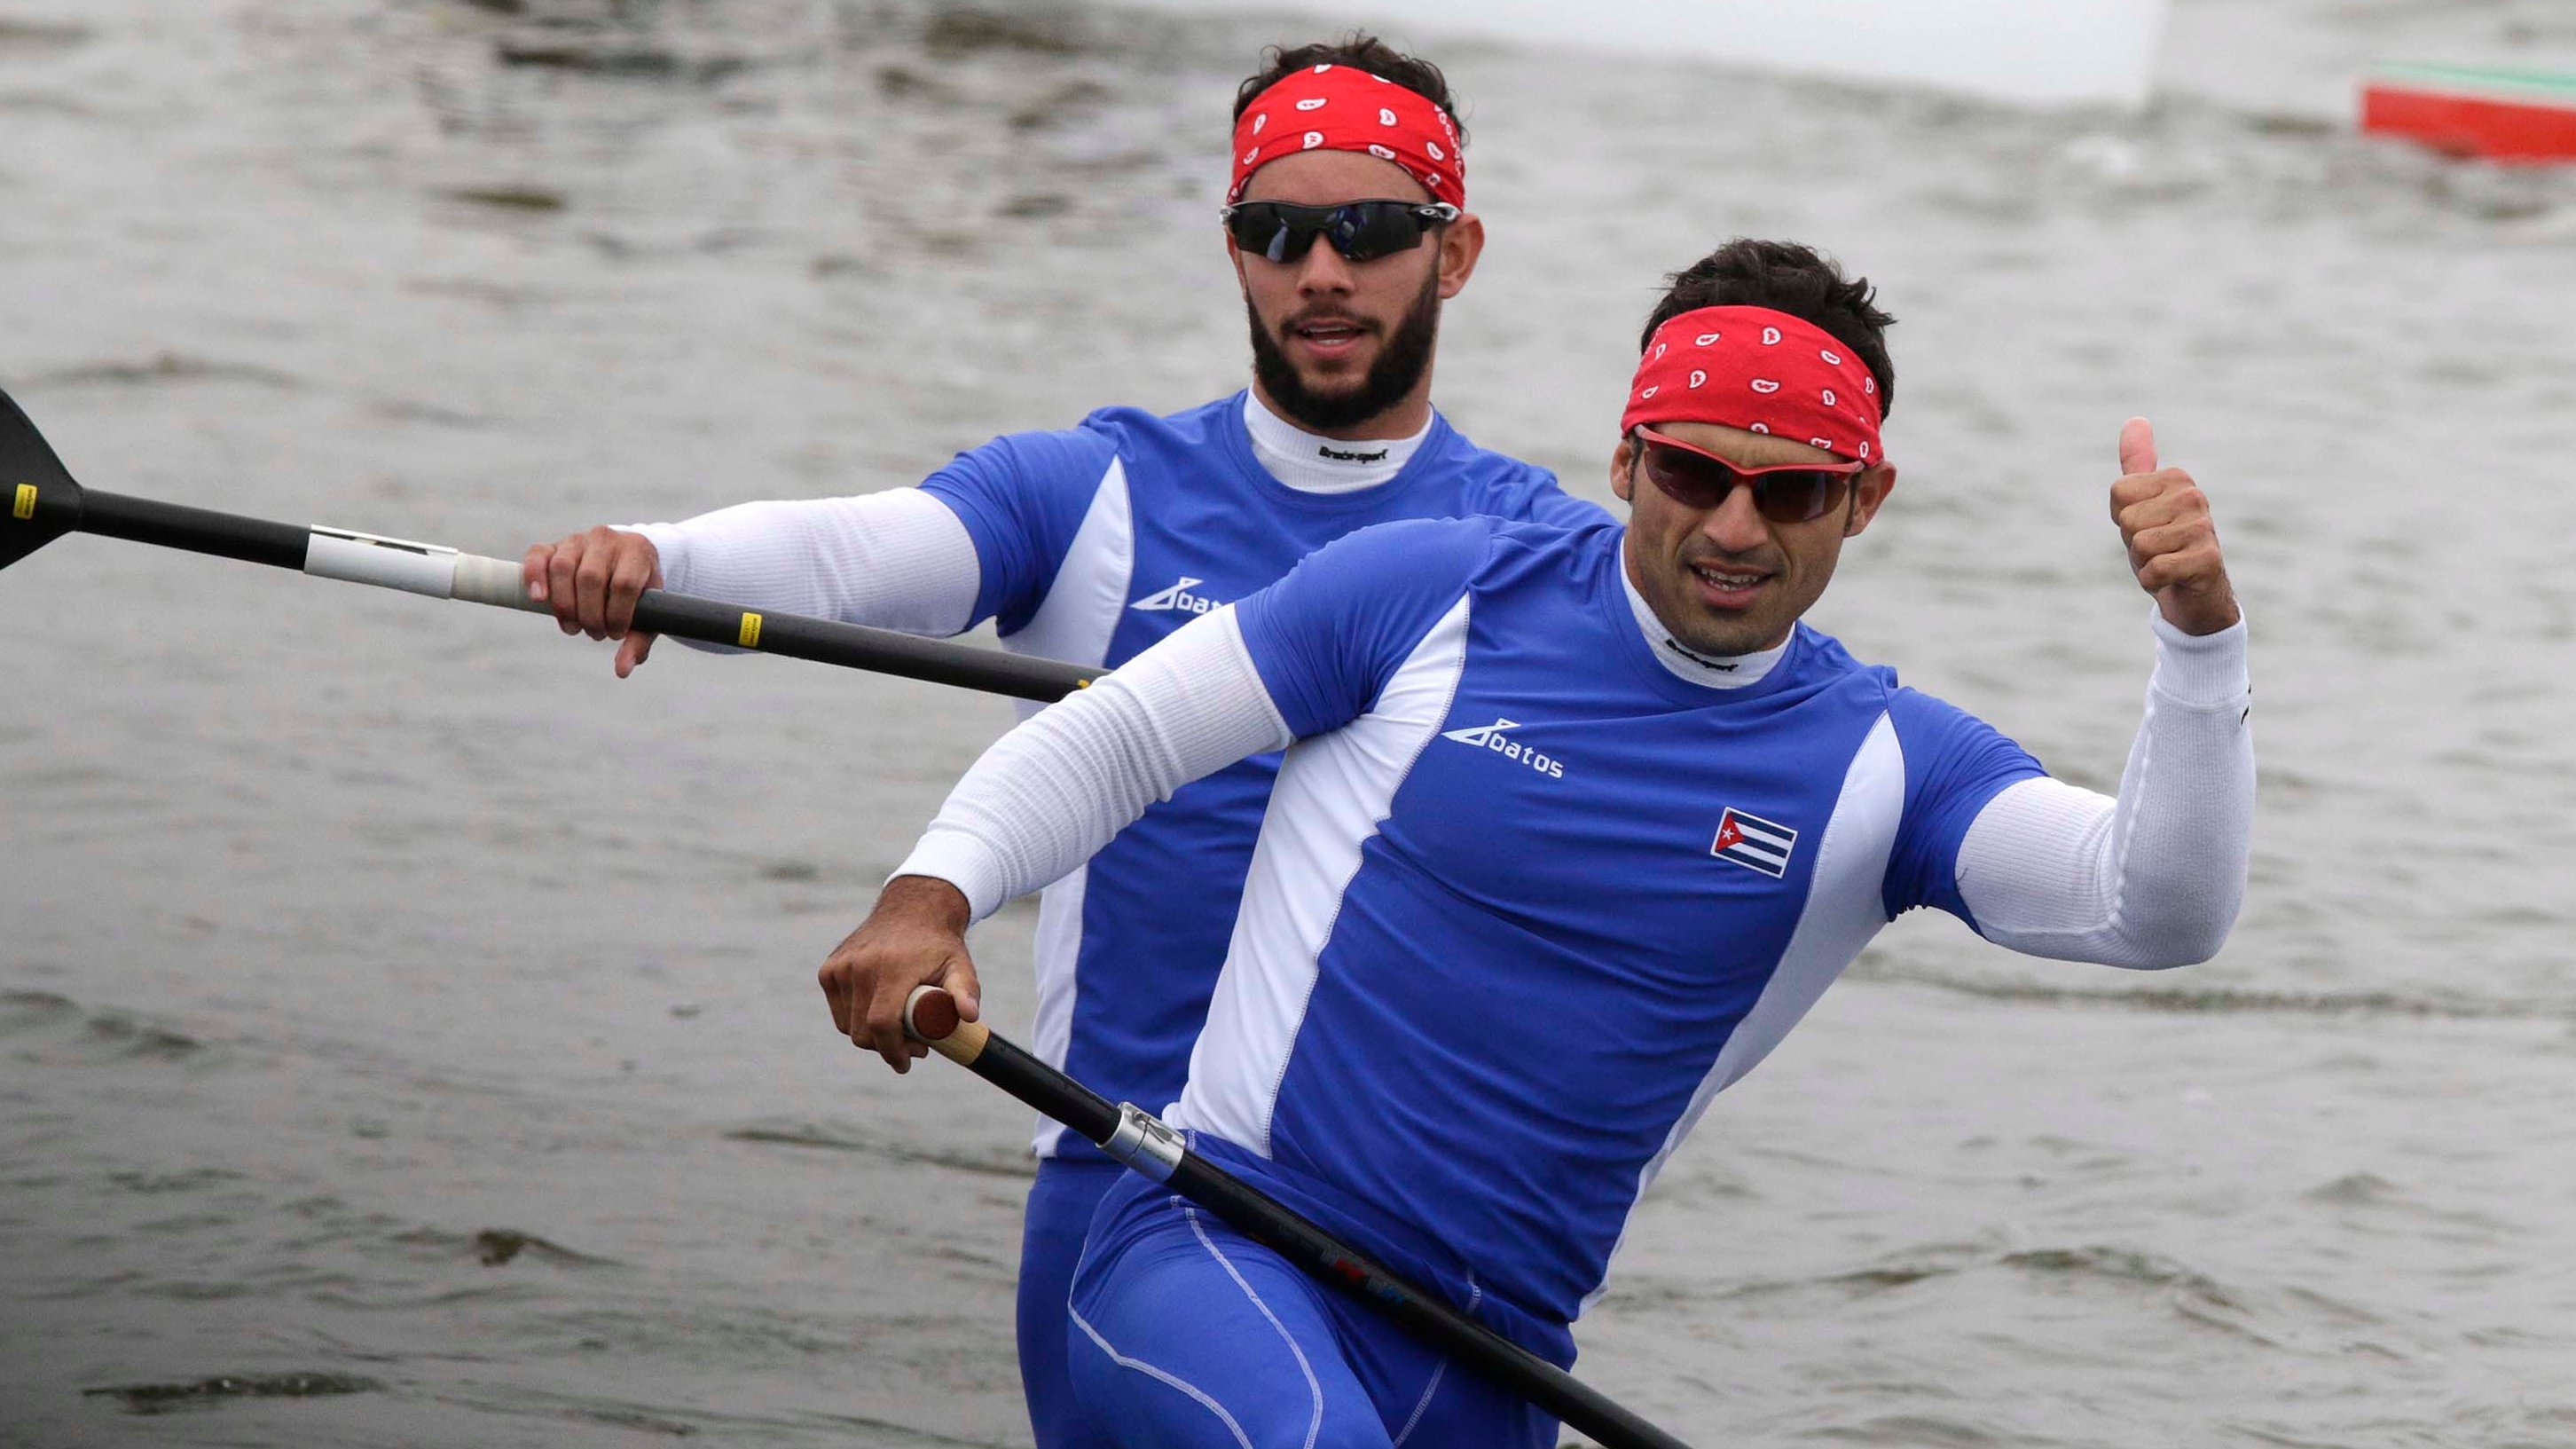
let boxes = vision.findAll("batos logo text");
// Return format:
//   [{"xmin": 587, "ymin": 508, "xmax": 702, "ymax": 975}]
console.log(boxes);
[
  {"xmin": 1130, "ymin": 577, "xmax": 1224, "ymax": 614},
  {"xmin": 1440, "ymin": 718, "xmax": 1565, "ymax": 780}
]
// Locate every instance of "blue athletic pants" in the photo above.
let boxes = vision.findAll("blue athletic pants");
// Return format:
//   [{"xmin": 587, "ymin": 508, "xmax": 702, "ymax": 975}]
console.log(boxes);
[
  {"xmin": 1062, "ymin": 1169, "xmax": 1554, "ymax": 1448},
  {"xmin": 1024, "ymin": 1157, "xmax": 1127, "ymax": 1449}
]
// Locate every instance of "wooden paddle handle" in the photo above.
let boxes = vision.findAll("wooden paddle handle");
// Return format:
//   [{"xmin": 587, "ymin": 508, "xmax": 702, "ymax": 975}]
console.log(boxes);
[{"xmin": 902, "ymin": 986, "xmax": 988, "ymax": 1066}]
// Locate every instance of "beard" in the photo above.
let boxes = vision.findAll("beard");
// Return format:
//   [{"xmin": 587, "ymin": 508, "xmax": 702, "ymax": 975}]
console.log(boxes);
[{"xmin": 1245, "ymin": 265, "xmax": 1442, "ymax": 433}]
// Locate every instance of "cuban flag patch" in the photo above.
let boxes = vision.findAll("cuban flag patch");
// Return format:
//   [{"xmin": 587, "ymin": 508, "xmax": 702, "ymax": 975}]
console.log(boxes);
[{"xmin": 1711, "ymin": 807, "xmax": 1797, "ymax": 878}]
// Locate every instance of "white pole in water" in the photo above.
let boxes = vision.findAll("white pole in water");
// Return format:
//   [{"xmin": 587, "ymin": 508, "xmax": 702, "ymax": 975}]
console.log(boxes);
[{"xmin": 1119, "ymin": 0, "xmax": 2172, "ymax": 109}]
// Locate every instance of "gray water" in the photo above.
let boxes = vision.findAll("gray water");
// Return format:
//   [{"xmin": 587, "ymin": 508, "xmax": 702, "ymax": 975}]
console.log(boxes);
[{"xmin": 4, "ymin": 1, "xmax": 2574, "ymax": 1445}]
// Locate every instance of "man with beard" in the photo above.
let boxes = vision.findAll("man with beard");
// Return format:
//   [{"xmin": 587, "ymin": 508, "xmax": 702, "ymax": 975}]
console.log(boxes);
[{"xmin": 519, "ymin": 35, "xmax": 1604, "ymax": 1449}]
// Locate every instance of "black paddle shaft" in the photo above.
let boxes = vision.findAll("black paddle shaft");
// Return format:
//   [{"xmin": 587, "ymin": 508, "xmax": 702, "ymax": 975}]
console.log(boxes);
[
  {"xmin": 627, "ymin": 589, "xmax": 1092, "ymax": 704},
  {"xmin": 906, "ymin": 993, "xmax": 1697, "ymax": 1449},
  {"xmin": 1, "ymin": 387, "xmax": 1098, "ymax": 704}
]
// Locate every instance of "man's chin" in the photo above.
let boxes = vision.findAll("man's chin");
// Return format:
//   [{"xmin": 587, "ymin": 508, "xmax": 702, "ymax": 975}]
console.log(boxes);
[
  {"xmin": 1284, "ymin": 354, "xmax": 1374, "ymax": 396},
  {"xmin": 1661, "ymin": 597, "xmax": 1779, "ymax": 660}
]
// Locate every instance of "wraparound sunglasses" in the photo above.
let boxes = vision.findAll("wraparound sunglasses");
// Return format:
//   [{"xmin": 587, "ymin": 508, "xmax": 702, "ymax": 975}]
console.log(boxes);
[
  {"xmin": 1220, "ymin": 200, "xmax": 1460, "ymax": 264},
  {"xmin": 1633, "ymin": 425, "xmax": 1869, "ymax": 524}
]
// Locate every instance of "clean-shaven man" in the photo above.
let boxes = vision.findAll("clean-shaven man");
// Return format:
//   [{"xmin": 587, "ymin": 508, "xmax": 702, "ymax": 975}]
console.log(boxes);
[{"xmin": 824, "ymin": 239, "xmax": 2255, "ymax": 1445}]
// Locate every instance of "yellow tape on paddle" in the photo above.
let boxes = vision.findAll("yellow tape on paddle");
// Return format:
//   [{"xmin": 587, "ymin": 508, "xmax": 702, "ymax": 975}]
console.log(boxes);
[
  {"xmin": 11, "ymin": 484, "xmax": 33, "ymax": 521},
  {"xmin": 737, "ymin": 611, "xmax": 763, "ymax": 649}
]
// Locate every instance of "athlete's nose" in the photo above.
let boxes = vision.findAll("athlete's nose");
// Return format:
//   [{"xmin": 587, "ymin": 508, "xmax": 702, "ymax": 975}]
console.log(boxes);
[
  {"xmin": 1698, "ymin": 479, "xmax": 1772, "ymax": 555},
  {"xmin": 1292, "ymin": 235, "xmax": 1359, "ymax": 295}
]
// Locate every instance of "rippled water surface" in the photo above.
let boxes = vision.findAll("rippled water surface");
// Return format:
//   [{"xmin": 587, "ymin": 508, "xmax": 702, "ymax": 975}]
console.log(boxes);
[{"xmin": 5, "ymin": 2, "xmax": 2575, "ymax": 1445}]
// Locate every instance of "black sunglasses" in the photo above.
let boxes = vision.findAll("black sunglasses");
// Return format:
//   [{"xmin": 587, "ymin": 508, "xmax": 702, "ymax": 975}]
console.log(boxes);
[
  {"xmin": 1220, "ymin": 200, "xmax": 1460, "ymax": 264},
  {"xmin": 1633, "ymin": 427, "xmax": 1867, "ymax": 524}
]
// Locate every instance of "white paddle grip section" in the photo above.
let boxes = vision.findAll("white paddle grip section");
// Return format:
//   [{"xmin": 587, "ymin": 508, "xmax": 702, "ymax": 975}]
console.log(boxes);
[
  {"xmin": 303, "ymin": 527, "xmax": 459, "ymax": 598},
  {"xmin": 450, "ymin": 552, "xmax": 549, "ymax": 611}
]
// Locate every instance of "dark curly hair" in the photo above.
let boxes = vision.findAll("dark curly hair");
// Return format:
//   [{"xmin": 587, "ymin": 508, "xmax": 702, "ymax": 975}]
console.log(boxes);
[
  {"xmin": 1639, "ymin": 240, "xmax": 1895, "ymax": 418},
  {"xmin": 1233, "ymin": 34, "xmax": 1465, "ymax": 148}
]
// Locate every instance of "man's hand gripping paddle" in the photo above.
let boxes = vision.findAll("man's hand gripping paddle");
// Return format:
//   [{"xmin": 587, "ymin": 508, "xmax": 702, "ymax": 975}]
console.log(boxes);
[
  {"xmin": 898, "ymin": 985, "xmax": 1699, "ymax": 1449},
  {"xmin": 0, "ymin": 386, "xmax": 1097, "ymax": 702}
]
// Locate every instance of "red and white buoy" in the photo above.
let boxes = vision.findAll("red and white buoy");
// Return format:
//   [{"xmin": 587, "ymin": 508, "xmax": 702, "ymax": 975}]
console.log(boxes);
[{"xmin": 2361, "ymin": 63, "xmax": 2576, "ymax": 164}]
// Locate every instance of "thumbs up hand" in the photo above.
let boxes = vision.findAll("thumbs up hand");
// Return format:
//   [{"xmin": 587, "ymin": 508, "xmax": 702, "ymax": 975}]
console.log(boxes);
[{"xmin": 2111, "ymin": 418, "xmax": 2240, "ymax": 635}]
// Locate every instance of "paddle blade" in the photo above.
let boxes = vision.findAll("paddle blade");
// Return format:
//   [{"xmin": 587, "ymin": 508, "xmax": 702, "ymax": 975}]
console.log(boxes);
[{"xmin": 0, "ymin": 387, "xmax": 85, "ymax": 571}]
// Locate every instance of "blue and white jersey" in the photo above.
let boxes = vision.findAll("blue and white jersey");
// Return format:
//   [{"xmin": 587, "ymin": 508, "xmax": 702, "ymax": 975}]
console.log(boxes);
[
  {"xmin": 917, "ymin": 395, "xmax": 1603, "ymax": 1158},
  {"xmin": 1171, "ymin": 514, "xmax": 2046, "ymax": 1327}
]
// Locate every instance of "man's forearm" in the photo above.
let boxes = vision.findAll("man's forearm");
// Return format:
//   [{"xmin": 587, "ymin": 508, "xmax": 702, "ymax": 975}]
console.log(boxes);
[
  {"xmin": 893, "ymin": 606, "xmax": 1297, "ymax": 919},
  {"xmin": 1958, "ymin": 611, "xmax": 2254, "ymax": 968},
  {"xmin": 626, "ymin": 489, "xmax": 983, "ymax": 637}
]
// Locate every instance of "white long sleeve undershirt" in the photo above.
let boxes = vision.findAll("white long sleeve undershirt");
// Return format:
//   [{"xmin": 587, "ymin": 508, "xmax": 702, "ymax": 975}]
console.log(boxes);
[
  {"xmin": 897, "ymin": 609, "xmax": 1293, "ymax": 916},
  {"xmin": 1955, "ymin": 611, "xmax": 2253, "ymax": 967},
  {"xmin": 897, "ymin": 604, "xmax": 2254, "ymax": 971},
  {"xmin": 614, "ymin": 399, "xmax": 1435, "ymax": 642},
  {"xmin": 1242, "ymin": 392, "xmax": 1433, "ymax": 493},
  {"xmin": 625, "ymin": 488, "xmax": 985, "ymax": 639}
]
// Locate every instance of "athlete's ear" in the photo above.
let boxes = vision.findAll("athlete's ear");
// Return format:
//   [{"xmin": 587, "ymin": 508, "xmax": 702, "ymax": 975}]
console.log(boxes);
[
  {"xmin": 1609, "ymin": 435, "xmax": 1637, "ymax": 505},
  {"xmin": 1843, "ymin": 461, "xmax": 1897, "ymax": 537},
  {"xmin": 1434, "ymin": 211, "xmax": 1485, "ymax": 301}
]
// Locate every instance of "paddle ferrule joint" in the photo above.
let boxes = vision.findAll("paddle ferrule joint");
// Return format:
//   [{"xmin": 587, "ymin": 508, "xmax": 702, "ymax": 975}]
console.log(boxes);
[{"xmin": 1103, "ymin": 1103, "xmax": 1185, "ymax": 1183}]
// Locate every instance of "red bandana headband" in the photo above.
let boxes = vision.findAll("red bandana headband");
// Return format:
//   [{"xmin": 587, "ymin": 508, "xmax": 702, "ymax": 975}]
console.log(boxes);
[
  {"xmin": 1229, "ymin": 64, "xmax": 1465, "ymax": 208},
  {"xmin": 1621, "ymin": 306, "xmax": 1884, "ymax": 463}
]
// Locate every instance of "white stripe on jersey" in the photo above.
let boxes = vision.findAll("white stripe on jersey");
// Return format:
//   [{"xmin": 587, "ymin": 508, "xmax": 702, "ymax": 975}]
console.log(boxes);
[
  {"xmin": 1008, "ymin": 455, "xmax": 1135, "ymax": 681},
  {"xmin": 1585, "ymin": 711, "xmax": 1908, "ymax": 1309},
  {"xmin": 1029, "ymin": 864, "xmax": 1092, "ymax": 1156},
  {"xmin": 1173, "ymin": 595, "xmax": 1474, "ymax": 1156},
  {"xmin": 1001, "ymin": 456, "xmax": 1134, "ymax": 1156}
]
